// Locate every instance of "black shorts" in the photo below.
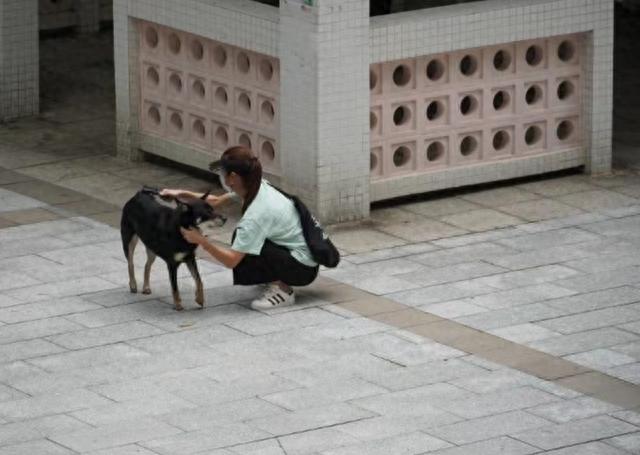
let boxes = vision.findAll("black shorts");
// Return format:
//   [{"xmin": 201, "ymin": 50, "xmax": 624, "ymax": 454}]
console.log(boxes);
[{"xmin": 233, "ymin": 239, "xmax": 319, "ymax": 287}]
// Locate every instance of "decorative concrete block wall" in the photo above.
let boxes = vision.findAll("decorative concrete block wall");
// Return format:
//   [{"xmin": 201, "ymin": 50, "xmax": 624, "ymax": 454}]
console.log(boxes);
[
  {"xmin": 0, "ymin": 0, "xmax": 39, "ymax": 121},
  {"xmin": 115, "ymin": 0, "xmax": 614, "ymax": 223},
  {"xmin": 370, "ymin": 34, "xmax": 584, "ymax": 192},
  {"xmin": 137, "ymin": 21, "xmax": 281, "ymax": 175},
  {"xmin": 368, "ymin": 0, "xmax": 613, "ymax": 202}
]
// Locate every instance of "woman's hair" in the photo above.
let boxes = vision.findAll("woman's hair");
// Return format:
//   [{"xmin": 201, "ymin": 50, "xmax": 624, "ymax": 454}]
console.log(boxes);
[{"xmin": 221, "ymin": 146, "xmax": 262, "ymax": 213}]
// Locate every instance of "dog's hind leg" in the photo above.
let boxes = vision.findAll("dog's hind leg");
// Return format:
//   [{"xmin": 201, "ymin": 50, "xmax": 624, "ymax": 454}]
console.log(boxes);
[
  {"xmin": 186, "ymin": 257, "xmax": 204, "ymax": 308},
  {"xmin": 121, "ymin": 214, "xmax": 139, "ymax": 293},
  {"xmin": 127, "ymin": 235, "xmax": 139, "ymax": 293},
  {"xmin": 167, "ymin": 263, "xmax": 183, "ymax": 311},
  {"xmin": 142, "ymin": 246, "xmax": 156, "ymax": 294}
]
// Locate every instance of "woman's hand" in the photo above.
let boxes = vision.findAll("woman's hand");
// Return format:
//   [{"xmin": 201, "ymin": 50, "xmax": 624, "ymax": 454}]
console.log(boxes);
[
  {"xmin": 180, "ymin": 227, "xmax": 206, "ymax": 245},
  {"xmin": 160, "ymin": 188, "xmax": 181, "ymax": 198},
  {"xmin": 205, "ymin": 194, "xmax": 221, "ymax": 207}
]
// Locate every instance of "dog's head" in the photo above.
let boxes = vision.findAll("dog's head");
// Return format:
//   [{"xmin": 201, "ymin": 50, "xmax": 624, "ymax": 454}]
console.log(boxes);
[{"xmin": 177, "ymin": 191, "xmax": 227, "ymax": 238}]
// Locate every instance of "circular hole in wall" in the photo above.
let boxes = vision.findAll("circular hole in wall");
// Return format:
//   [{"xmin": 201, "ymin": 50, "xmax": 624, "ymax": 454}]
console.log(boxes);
[
  {"xmin": 213, "ymin": 46, "xmax": 228, "ymax": 67},
  {"xmin": 214, "ymin": 126, "xmax": 229, "ymax": 148},
  {"xmin": 148, "ymin": 106, "xmax": 161, "ymax": 125},
  {"xmin": 492, "ymin": 130, "xmax": 510, "ymax": 151},
  {"xmin": 392, "ymin": 146, "xmax": 411, "ymax": 167},
  {"xmin": 262, "ymin": 100, "xmax": 275, "ymax": 123},
  {"xmin": 169, "ymin": 112, "xmax": 183, "ymax": 132},
  {"xmin": 426, "ymin": 141, "xmax": 444, "ymax": 162},
  {"xmin": 259, "ymin": 59, "xmax": 274, "ymax": 81},
  {"xmin": 191, "ymin": 40, "xmax": 204, "ymax": 61},
  {"xmin": 393, "ymin": 105, "xmax": 411, "ymax": 126},
  {"xmin": 370, "ymin": 111, "xmax": 378, "ymax": 131},
  {"xmin": 238, "ymin": 93, "xmax": 252, "ymax": 114},
  {"xmin": 525, "ymin": 84, "xmax": 543, "ymax": 105},
  {"xmin": 239, "ymin": 134, "xmax": 252, "ymax": 149},
  {"xmin": 426, "ymin": 59, "xmax": 445, "ymax": 81},
  {"xmin": 557, "ymin": 120, "xmax": 574, "ymax": 141},
  {"xmin": 525, "ymin": 45, "xmax": 544, "ymax": 66},
  {"xmin": 493, "ymin": 90, "xmax": 510, "ymax": 111},
  {"xmin": 192, "ymin": 79, "xmax": 205, "ymax": 99},
  {"xmin": 558, "ymin": 40, "xmax": 576, "ymax": 62},
  {"xmin": 557, "ymin": 80, "xmax": 575, "ymax": 100},
  {"xmin": 146, "ymin": 66, "xmax": 160, "ymax": 86},
  {"xmin": 237, "ymin": 52, "xmax": 251, "ymax": 74},
  {"xmin": 214, "ymin": 87, "xmax": 228, "ymax": 106},
  {"xmin": 145, "ymin": 27, "xmax": 159, "ymax": 48},
  {"xmin": 460, "ymin": 95, "xmax": 478, "ymax": 116},
  {"xmin": 426, "ymin": 100, "xmax": 444, "ymax": 121},
  {"xmin": 168, "ymin": 33, "xmax": 181, "ymax": 54},
  {"xmin": 525, "ymin": 125, "xmax": 542, "ymax": 146},
  {"xmin": 193, "ymin": 119, "xmax": 205, "ymax": 138},
  {"xmin": 460, "ymin": 136, "xmax": 478, "ymax": 157},
  {"xmin": 261, "ymin": 141, "xmax": 275, "ymax": 162},
  {"xmin": 493, "ymin": 49, "xmax": 511, "ymax": 71},
  {"xmin": 459, "ymin": 55, "xmax": 478, "ymax": 76},
  {"xmin": 370, "ymin": 70, "xmax": 378, "ymax": 91},
  {"xmin": 392, "ymin": 65, "xmax": 411, "ymax": 87},
  {"xmin": 169, "ymin": 73, "xmax": 183, "ymax": 94},
  {"xmin": 370, "ymin": 153, "xmax": 378, "ymax": 171}
]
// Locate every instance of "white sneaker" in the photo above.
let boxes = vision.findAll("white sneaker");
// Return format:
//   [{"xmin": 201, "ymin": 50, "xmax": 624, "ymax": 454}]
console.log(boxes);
[{"xmin": 251, "ymin": 285, "xmax": 295, "ymax": 310}]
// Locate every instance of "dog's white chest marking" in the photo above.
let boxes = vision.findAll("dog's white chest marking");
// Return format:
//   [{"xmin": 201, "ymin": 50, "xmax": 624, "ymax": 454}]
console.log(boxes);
[{"xmin": 174, "ymin": 252, "xmax": 188, "ymax": 262}]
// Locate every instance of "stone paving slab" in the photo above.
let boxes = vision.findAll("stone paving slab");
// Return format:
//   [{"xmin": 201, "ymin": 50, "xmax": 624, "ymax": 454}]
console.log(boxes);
[{"xmin": 3, "ymin": 110, "xmax": 640, "ymax": 454}]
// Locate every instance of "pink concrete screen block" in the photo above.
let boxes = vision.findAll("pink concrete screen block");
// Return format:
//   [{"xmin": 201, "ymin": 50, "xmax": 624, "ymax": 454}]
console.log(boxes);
[
  {"xmin": 137, "ymin": 20, "xmax": 281, "ymax": 175},
  {"xmin": 370, "ymin": 33, "xmax": 584, "ymax": 181}
]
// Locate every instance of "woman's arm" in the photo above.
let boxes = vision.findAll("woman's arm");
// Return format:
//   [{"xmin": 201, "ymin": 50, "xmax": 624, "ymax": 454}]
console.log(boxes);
[
  {"xmin": 180, "ymin": 227, "xmax": 245, "ymax": 269},
  {"xmin": 161, "ymin": 189, "xmax": 233, "ymax": 209}
]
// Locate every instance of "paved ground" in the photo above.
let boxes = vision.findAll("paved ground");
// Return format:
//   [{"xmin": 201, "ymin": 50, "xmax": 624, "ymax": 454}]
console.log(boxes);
[{"xmin": 1, "ymin": 10, "xmax": 640, "ymax": 455}]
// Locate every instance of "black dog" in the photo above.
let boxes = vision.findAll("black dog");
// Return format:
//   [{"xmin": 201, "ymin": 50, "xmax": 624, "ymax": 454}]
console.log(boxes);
[{"xmin": 120, "ymin": 186, "xmax": 226, "ymax": 311}]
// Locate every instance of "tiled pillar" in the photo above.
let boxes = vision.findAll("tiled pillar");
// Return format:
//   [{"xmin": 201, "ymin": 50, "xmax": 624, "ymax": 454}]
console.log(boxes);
[
  {"xmin": 279, "ymin": 0, "xmax": 370, "ymax": 223},
  {"xmin": 0, "ymin": 0, "xmax": 39, "ymax": 121},
  {"xmin": 583, "ymin": 1, "xmax": 614, "ymax": 174},
  {"xmin": 75, "ymin": 0, "xmax": 101, "ymax": 34},
  {"xmin": 113, "ymin": 0, "xmax": 143, "ymax": 161}
]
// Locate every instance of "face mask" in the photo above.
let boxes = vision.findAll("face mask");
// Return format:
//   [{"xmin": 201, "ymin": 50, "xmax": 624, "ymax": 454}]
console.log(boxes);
[{"xmin": 220, "ymin": 171, "xmax": 234, "ymax": 195}]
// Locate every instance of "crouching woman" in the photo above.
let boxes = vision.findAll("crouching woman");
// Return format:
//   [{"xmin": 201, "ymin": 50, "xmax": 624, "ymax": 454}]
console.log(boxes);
[{"xmin": 162, "ymin": 146, "xmax": 318, "ymax": 310}]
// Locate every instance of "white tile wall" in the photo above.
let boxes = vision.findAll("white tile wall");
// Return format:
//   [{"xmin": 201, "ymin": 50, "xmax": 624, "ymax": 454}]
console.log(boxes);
[{"xmin": 0, "ymin": 0, "xmax": 39, "ymax": 121}]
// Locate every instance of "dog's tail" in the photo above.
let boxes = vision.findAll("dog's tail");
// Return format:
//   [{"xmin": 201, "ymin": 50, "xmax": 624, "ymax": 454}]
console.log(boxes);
[{"xmin": 120, "ymin": 210, "xmax": 136, "ymax": 260}]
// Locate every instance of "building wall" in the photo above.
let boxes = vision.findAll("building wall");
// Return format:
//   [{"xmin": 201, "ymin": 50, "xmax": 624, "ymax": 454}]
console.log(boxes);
[
  {"xmin": 0, "ymin": 0, "xmax": 39, "ymax": 121},
  {"xmin": 114, "ymin": 0, "xmax": 613, "ymax": 223},
  {"xmin": 369, "ymin": 0, "xmax": 613, "ymax": 201}
]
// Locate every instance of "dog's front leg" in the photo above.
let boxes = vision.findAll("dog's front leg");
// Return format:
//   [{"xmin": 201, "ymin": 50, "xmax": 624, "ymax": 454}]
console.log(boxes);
[
  {"xmin": 186, "ymin": 257, "xmax": 204, "ymax": 308},
  {"xmin": 167, "ymin": 263, "xmax": 183, "ymax": 311}
]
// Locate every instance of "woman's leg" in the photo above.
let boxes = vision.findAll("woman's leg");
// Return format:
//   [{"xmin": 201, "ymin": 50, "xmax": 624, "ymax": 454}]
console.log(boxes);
[{"xmin": 233, "ymin": 240, "xmax": 318, "ymax": 287}]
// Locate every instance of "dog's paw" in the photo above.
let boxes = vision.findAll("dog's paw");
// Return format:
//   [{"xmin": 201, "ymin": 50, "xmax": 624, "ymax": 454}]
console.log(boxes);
[
  {"xmin": 129, "ymin": 287, "xmax": 137, "ymax": 294},
  {"xmin": 142, "ymin": 288, "xmax": 152, "ymax": 295}
]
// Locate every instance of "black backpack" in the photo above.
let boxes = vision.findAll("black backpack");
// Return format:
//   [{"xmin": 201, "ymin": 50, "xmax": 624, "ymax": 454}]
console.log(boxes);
[{"xmin": 272, "ymin": 185, "xmax": 340, "ymax": 268}]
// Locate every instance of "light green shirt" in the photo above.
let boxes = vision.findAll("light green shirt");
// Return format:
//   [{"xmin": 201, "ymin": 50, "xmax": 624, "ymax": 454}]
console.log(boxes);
[{"xmin": 231, "ymin": 180, "xmax": 317, "ymax": 267}]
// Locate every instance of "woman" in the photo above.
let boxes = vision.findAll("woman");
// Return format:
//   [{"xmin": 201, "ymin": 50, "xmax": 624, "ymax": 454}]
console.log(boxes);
[{"xmin": 161, "ymin": 146, "xmax": 318, "ymax": 310}]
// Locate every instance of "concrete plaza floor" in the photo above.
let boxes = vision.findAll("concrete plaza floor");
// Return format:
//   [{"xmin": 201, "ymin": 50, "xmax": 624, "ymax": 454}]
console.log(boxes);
[{"xmin": 1, "ymin": 20, "xmax": 640, "ymax": 455}]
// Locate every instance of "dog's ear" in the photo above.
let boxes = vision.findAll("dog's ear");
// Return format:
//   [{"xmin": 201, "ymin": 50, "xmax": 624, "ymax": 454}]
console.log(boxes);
[{"xmin": 200, "ymin": 190, "xmax": 211, "ymax": 201}]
